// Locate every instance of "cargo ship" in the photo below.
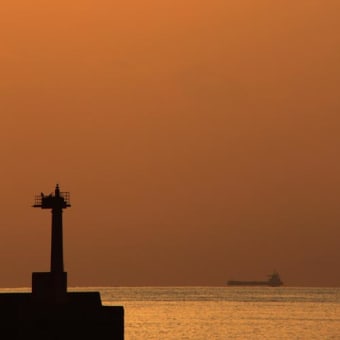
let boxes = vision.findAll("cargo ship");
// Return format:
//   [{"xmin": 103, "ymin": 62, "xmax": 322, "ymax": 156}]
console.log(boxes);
[{"xmin": 227, "ymin": 271, "xmax": 283, "ymax": 287}]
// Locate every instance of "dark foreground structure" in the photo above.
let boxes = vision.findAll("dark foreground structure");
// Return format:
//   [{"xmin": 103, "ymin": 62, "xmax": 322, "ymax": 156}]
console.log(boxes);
[{"xmin": 0, "ymin": 185, "xmax": 124, "ymax": 339}]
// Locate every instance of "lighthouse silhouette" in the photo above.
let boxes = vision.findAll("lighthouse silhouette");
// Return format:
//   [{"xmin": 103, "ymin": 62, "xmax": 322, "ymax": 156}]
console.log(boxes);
[
  {"xmin": 32, "ymin": 184, "xmax": 70, "ymax": 302},
  {"xmin": 0, "ymin": 184, "xmax": 124, "ymax": 339}
]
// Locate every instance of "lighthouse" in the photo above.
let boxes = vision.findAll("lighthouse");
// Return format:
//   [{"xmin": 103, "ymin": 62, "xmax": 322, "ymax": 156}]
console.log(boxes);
[
  {"xmin": 33, "ymin": 184, "xmax": 70, "ymax": 273},
  {"xmin": 0, "ymin": 184, "xmax": 124, "ymax": 339},
  {"xmin": 32, "ymin": 184, "xmax": 71, "ymax": 302}
]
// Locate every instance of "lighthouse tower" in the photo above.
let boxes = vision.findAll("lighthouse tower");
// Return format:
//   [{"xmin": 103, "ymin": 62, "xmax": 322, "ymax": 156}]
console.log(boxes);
[
  {"xmin": 32, "ymin": 184, "xmax": 71, "ymax": 303},
  {"xmin": 0, "ymin": 184, "xmax": 124, "ymax": 339},
  {"xmin": 0, "ymin": 185, "xmax": 124, "ymax": 340}
]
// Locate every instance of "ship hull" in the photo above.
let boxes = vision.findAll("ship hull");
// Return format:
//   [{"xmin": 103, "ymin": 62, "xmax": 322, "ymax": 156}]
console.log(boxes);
[{"xmin": 227, "ymin": 281, "xmax": 282, "ymax": 287}]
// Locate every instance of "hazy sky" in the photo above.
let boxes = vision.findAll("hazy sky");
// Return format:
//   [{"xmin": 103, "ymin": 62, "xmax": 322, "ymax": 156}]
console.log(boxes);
[{"xmin": 1, "ymin": 1, "xmax": 339, "ymax": 287}]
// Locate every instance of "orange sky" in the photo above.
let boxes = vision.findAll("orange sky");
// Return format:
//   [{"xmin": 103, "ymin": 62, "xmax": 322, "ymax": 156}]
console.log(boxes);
[{"xmin": 0, "ymin": 1, "xmax": 340, "ymax": 287}]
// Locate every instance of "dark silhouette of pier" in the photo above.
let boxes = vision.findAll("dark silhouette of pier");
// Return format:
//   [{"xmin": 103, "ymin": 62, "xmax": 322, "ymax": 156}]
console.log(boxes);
[{"xmin": 0, "ymin": 184, "xmax": 124, "ymax": 339}]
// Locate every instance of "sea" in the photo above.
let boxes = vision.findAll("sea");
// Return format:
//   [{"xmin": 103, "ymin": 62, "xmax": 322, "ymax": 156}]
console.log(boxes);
[{"xmin": 3, "ymin": 286, "xmax": 340, "ymax": 339}]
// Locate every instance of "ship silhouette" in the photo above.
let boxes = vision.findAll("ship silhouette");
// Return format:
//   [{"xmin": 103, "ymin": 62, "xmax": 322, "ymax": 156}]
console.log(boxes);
[{"xmin": 227, "ymin": 271, "xmax": 284, "ymax": 287}]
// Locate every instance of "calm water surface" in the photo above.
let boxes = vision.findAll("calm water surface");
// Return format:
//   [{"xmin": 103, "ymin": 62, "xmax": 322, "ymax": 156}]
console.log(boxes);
[
  {"xmin": 93, "ymin": 286, "xmax": 340, "ymax": 339},
  {"xmin": 4, "ymin": 286, "xmax": 339, "ymax": 339}
]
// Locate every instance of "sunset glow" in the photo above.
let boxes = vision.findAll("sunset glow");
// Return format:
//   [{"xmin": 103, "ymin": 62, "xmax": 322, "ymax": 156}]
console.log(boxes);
[{"xmin": 0, "ymin": 1, "xmax": 339, "ymax": 287}]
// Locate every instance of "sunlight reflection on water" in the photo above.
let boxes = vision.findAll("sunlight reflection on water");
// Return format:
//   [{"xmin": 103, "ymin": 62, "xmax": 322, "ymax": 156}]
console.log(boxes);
[
  {"xmin": 4, "ymin": 286, "xmax": 339, "ymax": 339},
  {"xmin": 98, "ymin": 286, "xmax": 340, "ymax": 339}
]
